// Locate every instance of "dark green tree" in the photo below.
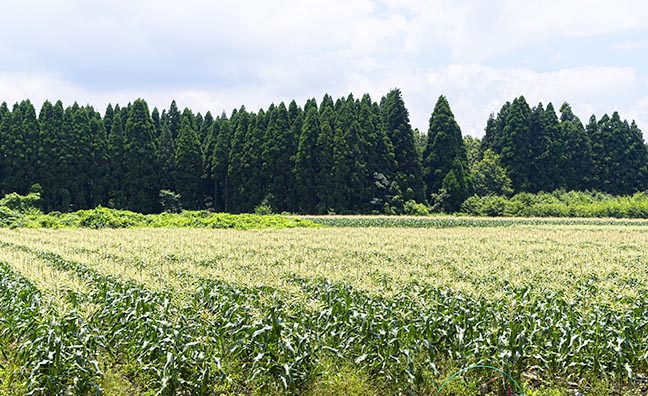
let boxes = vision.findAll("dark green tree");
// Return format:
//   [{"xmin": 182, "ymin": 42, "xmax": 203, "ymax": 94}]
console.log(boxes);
[
  {"xmin": 501, "ymin": 96, "xmax": 533, "ymax": 192},
  {"xmin": 380, "ymin": 89, "xmax": 425, "ymax": 202},
  {"xmin": 227, "ymin": 107, "xmax": 250, "ymax": 212},
  {"xmin": 37, "ymin": 101, "xmax": 66, "ymax": 211},
  {"xmin": 107, "ymin": 112, "xmax": 127, "ymax": 208},
  {"xmin": 166, "ymin": 100, "xmax": 181, "ymax": 139},
  {"xmin": 211, "ymin": 112, "xmax": 232, "ymax": 212},
  {"xmin": 173, "ymin": 109, "xmax": 203, "ymax": 209},
  {"xmin": 315, "ymin": 104, "xmax": 336, "ymax": 214},
  {"xmin": 559, "ymin": 103, "xmax": 593, "ymax": 191},
  {"xmin": 294, "ymin": 105, "xmax": 320, "ymax": 213},
  {"xmin": 331, "ymin": 95, "xmax": 369, "ymax": 213},
  {"xmin": 123, "ymin": 99, "xmax": 158, "ymax": 213},
  {"xmin": 261, "ymin": 103, "xmax": 294, "ymax": 212},
  {"xmin": 423, "ymin": 95, "xmax": 472, "ymax": 209},
  {"xmin": 480, "ymin": 102, "xmax": 510, "ymax": 157},
  {"xmin": 88, "ymin": 107, "xmax": 110, "ymax": 207}
]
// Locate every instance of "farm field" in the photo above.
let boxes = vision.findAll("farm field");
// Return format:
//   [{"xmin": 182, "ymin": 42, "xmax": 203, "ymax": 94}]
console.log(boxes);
[{"xmin": 0, "ymin": 220, "xmax": 648, "ymax": 395}]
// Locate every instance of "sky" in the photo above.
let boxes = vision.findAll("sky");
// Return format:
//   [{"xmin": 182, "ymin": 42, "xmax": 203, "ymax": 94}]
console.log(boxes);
[{"xmin": 1, "ymin": 0, "xmax": 647, "ymax": 138}]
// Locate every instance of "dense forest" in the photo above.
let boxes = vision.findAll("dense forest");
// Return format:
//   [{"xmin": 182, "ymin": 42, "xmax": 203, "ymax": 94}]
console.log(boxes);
[{"xmin": 0, "ymin": 89, "xmax": 646, "ymax": 214}]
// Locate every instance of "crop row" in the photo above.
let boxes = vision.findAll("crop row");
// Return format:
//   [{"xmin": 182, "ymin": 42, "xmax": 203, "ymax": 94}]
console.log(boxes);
[
  {"xmin": 0, "ymin": 261, "xmax": 102, "ymax": 395},
  {"xmin": 304, "ymin": 216, "xmax": 648, "ymax": 228},
  {"xmin": 3, "ymin": 240, "xmax": 648, "ymax": 394}
]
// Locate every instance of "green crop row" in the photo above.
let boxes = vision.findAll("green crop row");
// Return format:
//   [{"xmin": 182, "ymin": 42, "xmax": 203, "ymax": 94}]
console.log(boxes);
[
  {"xmin": 303, "ymin": 215, "xmax": 648, "ymax": 228},
  {"xmin": 4, "ymin": 238, "xmax": 648, "ymax": 395},
  {"xmin": 0, "ymin": 262, "xmax": 103, "ymax": 395}
]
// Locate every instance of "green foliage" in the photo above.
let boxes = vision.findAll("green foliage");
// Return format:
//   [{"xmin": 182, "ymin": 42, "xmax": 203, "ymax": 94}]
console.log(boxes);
[
  {"xmin": 423, "ymin": 95, "xmax": 472, "ymax": 207},
  {"xmin": 462, "ymin": 190, "xmax": 648, "ymax": 218},
  {"xmin": 173, "ymin": 109, "xmax": 203, "ymax": 209},
  {"xmin": 472, "ymin": 149, "xmax": 513, "ymax": 197},
  {"xmin": 74, "ymin": 206, "xmax": 149, "ymax": 228},
  {"xmin": 123, "ymin": 99, "xmax": 158, "ymax": 213},
  {"xmin": 0, "ymin": 191, "xmax": 41, "ymax": 213},
  {"xmin": 159, "ymin": 189, "xmax": 182, "ymax": 213},
  {"xmin": 1, "ymin": 92, "xmax": 647, "ymax": 216},
  {"xmin": 254, "ymin": 195, "xmax": 275, "ymax": 215},
  {"xmin": 381, "ymin": 89, "xmax": 426, "ymax": 203},
  {"xmin": 403, "ymin": 200, "xmax": 429, "ymax": 216}
]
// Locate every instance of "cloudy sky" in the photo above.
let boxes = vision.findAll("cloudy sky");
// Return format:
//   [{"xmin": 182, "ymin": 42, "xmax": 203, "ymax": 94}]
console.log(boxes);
[{"xmin": 1, "ymin": 0, "xmax": 647, "ymax": 137}]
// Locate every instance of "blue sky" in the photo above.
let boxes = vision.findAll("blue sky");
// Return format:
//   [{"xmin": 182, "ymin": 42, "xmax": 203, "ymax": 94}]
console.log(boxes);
[{"xmin": 1, "ymin": 0, "xmax": 647, "ymax": 137}]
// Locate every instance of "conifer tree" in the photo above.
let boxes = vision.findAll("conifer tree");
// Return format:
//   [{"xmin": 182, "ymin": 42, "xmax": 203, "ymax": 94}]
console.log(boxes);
[
  {"xmin": 501, "ymin": 96, "xmax": 533, "ymax": 192},
  {"xmin": 423, "ymin": 95, "xmax": 472, "ymax": 210},
  {"xmin": 103, "ymin": 104, "xmax": 114, "ymax": 141},
  {"xmin": 108, "ymin": 112, "xmax": 127, "ymax": 208},
  {"xmin": 227, "ymin": 107, "xmax": 250, "ymax": 212},
  {"xmin": 173, "ymin": 109, "xmax": 203, "ymax": 209},
  {"xmin": 380, "ymin": 89, "xmax": 425, "ymax": 202},
  {"xmin": 88, "ymin": 108, "xmax": 110, "ymax": 207},
  {"xmin": 166, "ymin": 100, "xmax": 181, "ymax": 139},
  {"xmin": 315, "ymin": 102, "xmax": 336, "ymax": 214},
  {"xmin": 38, "ymin": 101, "xmax": 65, "ymax": 211},
  {"xmin": 211, "ymin": 112, "xmax": 232, "ymax": 212},
  {"xmin": 331, "ymin": 94, "xmax": 369, "ymax": 213},
  {"xmin": 560, "ymin": 103, "xmax": 593, "ymax": 191},
  {"xmin": 295, "ymin": 105, "xmax": 320, "ymax": 213},
  {"xmin": 261, "ymin": 103, "xmax": 293, "ymax": 212},
  {"xmin": 244, "ymin": 111, "xmax": 268, "ymax": 211},
  {"xmin": 123, "ymin": 99, "xmax": 157, "ymax": 213}
]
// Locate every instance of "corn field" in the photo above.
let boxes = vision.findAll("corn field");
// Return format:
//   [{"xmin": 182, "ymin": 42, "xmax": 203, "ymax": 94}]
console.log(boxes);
[{"xmin": 0, "ymin": 223, "xmax": 647, "ymax": 395}]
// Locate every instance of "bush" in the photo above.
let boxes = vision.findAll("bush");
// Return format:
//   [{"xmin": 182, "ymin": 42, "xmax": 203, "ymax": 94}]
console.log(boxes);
[
  {"xmin": 0, "ymin": 192, "xmax": 42, "ymax": 213},
  {"xmin": 461, "ymin": 190, "xmax": 648, "ymax": 218},
  {"xmin": 403, "ymin": 200, "xmax": 429, "ymax": 216},
  {"xmin": 76, "ymin": 207, "xmax": 148, "ymax": 229}
]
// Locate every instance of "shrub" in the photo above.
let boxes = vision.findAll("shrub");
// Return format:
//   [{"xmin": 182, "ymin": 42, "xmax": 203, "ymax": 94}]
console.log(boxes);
[
  {"xmin": 403, "ymin": 200, "xmax": 429, "ymax": 216},
  {"xmin": 0, "ymin": 192, "xmax": 42, "ymax": 213}
]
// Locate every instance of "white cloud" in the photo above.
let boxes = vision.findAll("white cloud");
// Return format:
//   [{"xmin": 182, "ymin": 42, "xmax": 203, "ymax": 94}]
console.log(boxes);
[
  {"xmin": 627, "ymin": 97, "xmax": 648, "ymax": 135},
  {"xmin": 382, "ymin": 0, "xmax": 648, "ymax": 61},
  {"xmin": 0, "ymin": 1, "xmax": 647, "ymax": 140},
  {"xmin": 419, "ymin": 65, "xmax": 643, "ymax": 137}
]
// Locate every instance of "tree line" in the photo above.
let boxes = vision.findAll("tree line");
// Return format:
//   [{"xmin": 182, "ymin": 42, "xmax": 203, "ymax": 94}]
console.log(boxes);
[{"xmin": 0, "ymin": 89, "xmax": 646, "ymax": 214}]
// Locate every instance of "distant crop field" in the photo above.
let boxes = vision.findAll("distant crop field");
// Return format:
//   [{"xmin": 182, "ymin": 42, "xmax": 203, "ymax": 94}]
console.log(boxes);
[{"xmin": 0, "ymin": 222, "xmax": 647, "ymax": 395}]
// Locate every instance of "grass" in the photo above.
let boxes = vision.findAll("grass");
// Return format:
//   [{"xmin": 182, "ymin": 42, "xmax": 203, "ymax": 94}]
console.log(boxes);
[{"xmin": 0, "ymin": 220, "xmax": 647, "ymax": 395}]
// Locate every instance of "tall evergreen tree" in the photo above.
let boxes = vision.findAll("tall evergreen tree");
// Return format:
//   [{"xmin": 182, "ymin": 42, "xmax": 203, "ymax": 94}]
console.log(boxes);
[
  {"xmin": 501, "ymin": 96, "xmax": 533, "ymax": 192},
  {"xmin": 155, "ymin": 123, "xmax": 175, "ymax": 192},
  {"xmin": 123, "ymin": 99, "xmax": 158, "ymax": 213},
  {"xmin": 295, "ymin": 105, "xmax": 320, "ymax": 213},
  {"xmin": 423, "ymin": 95, "xmax": 472, "ymax": 211},
  {"xmin": 166, "ymin": 100, "xmax": 181, "ymax": 139},
  {"xmin": 173, "ymin": 109, "xmax": 203, "ymax": 209},
  {"xmin": 480, "ymin": 102, "xmax": 511, "ymax": 157},
  {"xmin": 63, "ymin": 103, "xmax": 94, "ymax": 209},
  {"xmin": 88, "ymin": 107, "xmax": 110, "ymax": 207},
  {"xmin": 38, "ymin": 101, "xmax": 65, "ymax": 211},
  {"xmin": 107, "ymin": 112, "xmax": 127, "ymax": 208},
  {"xmin": 380, "ymin": 89, "xmax": 425, "ymax": 202},
  {"xmin": 103, "ymin": 104, "xmax": 114, "ymax": 141},
  {"xmin": 227, "ymin": 107, "xmax": 250, "ymax": 212},
  {"xmin": 559, "ymin": 103, "xmax": 593, "ymax": 191},
  {"xmin": 315, "ymin": 104, "xmax": 336, "ymax": 214},
  {"xmin": 261, "ymin": 103, "xmax": 294, "ymax": 212},
  {"xmin": 331, "ymin": 94, "xmax": 369, "ymax": 213},
  {"xmin": 211, "ymin": 112, "xmax": 232, "ymax": 212},
  {"xmin": 527, "ymin": 102, "xmax": 564, "ymax": 192},
  {"xmin": 1, "ymin": 101, "xmax": 41, "ymax": 195}
]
